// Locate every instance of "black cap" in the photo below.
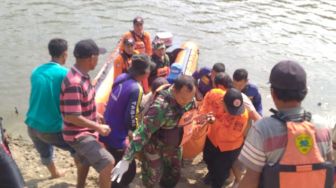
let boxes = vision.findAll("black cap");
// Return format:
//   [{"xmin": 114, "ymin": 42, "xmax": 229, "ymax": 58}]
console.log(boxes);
[
  {"xmin": 133, "ymin": 16, "xmax": 144, "ymax": 24},
  {"xmin": 152, "ymin": 40, "xmax": 166, "ymax": 50},
  {"xmin": 223, "ymin": 88, "xmax": 245, "ymax": 115},
  {"xmin": 128, "ymin": 54, "xmax": 154, "ymax": 76},
  {"xmin": 269, "ymin": 60, "xmax": 307, "ymax": 90},
  {"xmin": 123, "ymin": 38, "xmax": 135, "ymax": 46},
  {"xmin": 73, "ymin": 39, "xmax": 106, "ymax": 59}
]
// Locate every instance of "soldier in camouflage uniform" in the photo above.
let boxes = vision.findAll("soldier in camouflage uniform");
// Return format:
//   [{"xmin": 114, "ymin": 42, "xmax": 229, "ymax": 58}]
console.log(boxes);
[{"xmin": 112, "ymin": 75, "xmax": 197, "ymax": 188}]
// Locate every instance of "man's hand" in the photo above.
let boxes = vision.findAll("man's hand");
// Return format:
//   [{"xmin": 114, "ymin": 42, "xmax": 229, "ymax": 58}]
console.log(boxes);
[
  {"xmin": 96, "ymin": 124, "xmax": 111, "ymax": 136},
  {"xmin": 206, "ymin": 112, "xmax": 215, "ymax": 124},
  {"xmin": 97, "ymin": 113, "xmax": 105, "ymax": 124}
]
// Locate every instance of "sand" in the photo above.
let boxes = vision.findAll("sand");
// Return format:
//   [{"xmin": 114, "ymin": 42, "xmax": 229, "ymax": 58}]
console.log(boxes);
[{"xmin": 8, "ymin": 135, "xmax": 216, "ymax": 188}]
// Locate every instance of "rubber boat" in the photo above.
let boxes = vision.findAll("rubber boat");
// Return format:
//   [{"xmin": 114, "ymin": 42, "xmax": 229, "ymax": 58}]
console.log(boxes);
[{"xmin": 93, "ymin": 32, "xmax": 199, "ymax": 115}]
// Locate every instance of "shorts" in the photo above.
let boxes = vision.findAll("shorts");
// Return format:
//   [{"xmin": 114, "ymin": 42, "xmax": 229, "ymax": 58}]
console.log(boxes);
[
  {"xmin": 68, "ymin": 135, "xmax": 114, "ymax": 172},
  {"xmin": 28, "ymin": 127, "xmax": 75, "ymax": 165}
]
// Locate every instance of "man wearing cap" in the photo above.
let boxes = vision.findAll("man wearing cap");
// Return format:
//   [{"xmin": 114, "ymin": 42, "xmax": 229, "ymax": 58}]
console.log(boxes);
[
  {"xmin": 148, "ymin": 40, "xmax": 170, "ymax": 86},
  {"xmin": 238, "ymin": 60, "xmax": 333, "ymax": 188},
  {"xmin": 100, "ymin": 54, "xmax": 152, "ymax": 188},
  {"xmin": 60, "ymin": 39, "xmax": 114, "ymax": 188},
  {"xmin": 119, "ymin": 16, "xmax": 152, "ymax": 55},
  {"xmin": 192, "ymin": 62, "xmax": 225, "ymax": 100},
  {"xmin": 113, "ymin": 38, "xmax": 138, "ymax": 80},
  {"xmin": 201, "ymin": 87, "xmax": 249, "ymax": 188},
  {"xmin": 112, "ymin": 75, "xmax": 197, "ymax": 188}
]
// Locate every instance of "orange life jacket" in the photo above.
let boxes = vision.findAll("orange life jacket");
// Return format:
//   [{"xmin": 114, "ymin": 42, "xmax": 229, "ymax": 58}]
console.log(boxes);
[
  {"xmin": 156, "ymin": 66, "xmax": 170, "ymax": 77},
  {"xmin": 119, "ymin": 31, "xmax": 152, "ymax": 55},
  {"xmin": 261, "ymin": 110, "xmax": 334, "ymax": 188},
  {"xmin": 202, "ymin": 88, "xmax": 249, "ymax": 152}
]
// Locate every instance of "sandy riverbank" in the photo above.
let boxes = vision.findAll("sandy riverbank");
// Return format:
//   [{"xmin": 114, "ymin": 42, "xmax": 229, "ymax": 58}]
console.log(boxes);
[{"xmin": 8, "ymin": 135, "xmax": 213, "ymax": 188}]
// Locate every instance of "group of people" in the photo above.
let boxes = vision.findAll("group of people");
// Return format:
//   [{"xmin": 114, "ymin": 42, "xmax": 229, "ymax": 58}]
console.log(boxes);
[{"xmin": 1, "ymin": 16, "xmax": 334, "ymax": 188}]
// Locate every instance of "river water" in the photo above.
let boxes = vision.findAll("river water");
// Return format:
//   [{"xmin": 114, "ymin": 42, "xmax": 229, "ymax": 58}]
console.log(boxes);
[{"xmin": 1, "ymin": 0, "xmax": 335, "ymax": 136}]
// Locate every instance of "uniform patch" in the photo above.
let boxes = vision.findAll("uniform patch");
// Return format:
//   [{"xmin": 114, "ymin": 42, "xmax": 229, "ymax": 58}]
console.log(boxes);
[
  {"xmin": 201, "ymin": 76, "xmax": 210, "ymax": 85},
  {"xmin": 295, "ymin": 133, "xmax": 313, "ymax": 154}
]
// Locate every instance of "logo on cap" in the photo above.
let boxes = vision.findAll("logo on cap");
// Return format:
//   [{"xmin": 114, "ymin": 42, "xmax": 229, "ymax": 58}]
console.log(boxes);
[{"xmin": 233, "ymin": 99, "xmax": 242, "ymax": 107}]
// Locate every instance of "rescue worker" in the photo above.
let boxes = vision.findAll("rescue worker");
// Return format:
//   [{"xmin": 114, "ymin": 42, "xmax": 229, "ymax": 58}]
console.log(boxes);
[
  {"xmin": 201, "ymin": 73, "xmax": 260, "ymax": 187},
  {"xmin": 101, "ymin": 54, "xmax": 153, "ymax": 188},
  {"xmin": 113, "ymin": 38, "xmax": 138, "ymax": 80},
  {"xmin": 119, "ymin": 16, "xmax": 152, "ymax": 55},
  {"xmin": 201, "ymin": 86, "xmax": 249, "ymax": 188},
  {"xmin": 149, "ymin": 40, "xmax": 170, "ymax": 86},
  {"xmin": 233, "ymin": 68, "xmax": 263, "ymax": 116},
  {"xmin": 112, "ymin": 75, "xmax": 197, "ymax": 188},
  {"xmin": 238, "ymin": 60, "xmax": 334, "ymax": 188},
  {"xmin": 192, "ymin": 62, "xmax": 225, "ymax": 100}
]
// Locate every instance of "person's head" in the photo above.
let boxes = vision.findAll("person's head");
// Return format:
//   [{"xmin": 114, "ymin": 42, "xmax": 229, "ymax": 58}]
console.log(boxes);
[
  {"xmin": 223, "ymin": 88, "xmax": 245, "ymax": 116},
  {"xmin": 269, "ymin": 60, "xmax": 307, "ymax": 108},
  {"xmin": 133, "ymin": 16, "xmax": 144, "ymax": 35},
  {"xmin": 210, "ymin": 62, "xmax": 226, "ymax": 83},
  {"xmin": 128, "ymin": 54, "xmax": 153, "ymax": 80},
  {"xmin": 48, "ymin": 38, "xmax": 68, "ymax": 65},
  {"xmin": 172, "ymin": 75, "xmax": 196, "ymax": 107},
  {"xmin": 214, "ymin": 72, "xmax": 233, "ymax": 90},
  {"xmin": 152, "ymin": 40, "xmax": 166, "ymax": 58},
  {"xmin": 233, "ymin": 68, "xmax": 248, "ymax": 91},
  {"xmin": 73, "ymin": 39, "xmax": 106, "ymax": 71},
  {"xmin": 151, "ymin": 77, "xmax": 169, "ymax": 93},
  {"xmin": 123, "ymin": 38, "xmax": 135, "ymax": 55}
]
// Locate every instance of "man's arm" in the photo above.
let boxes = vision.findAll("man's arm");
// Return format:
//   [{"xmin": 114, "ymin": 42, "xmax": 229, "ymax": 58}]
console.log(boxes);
[
  {"xmin": 61, "ymin": 84, "xmax": 110, "ymax": 136},
  {"xmin": 123, "ymin": 94, "xmax": 167, "ymax": 161},
  {"xmin": 63, "ymin": 115, "xmax": 110, "ymax": 136},
  {"xmin": 145, "ymin": 32, "xmax": 152, "ymax": 56},
  {"xmin": 238, "ymin": 167, "xmax": 261, "ymax": 188},
  {"xmin": 253, "ymin": 88, "xmax": 263, "ymax": 116},
  {"xmin": 124, "ymin": 84, "xmax": 143, "ymax": 130}
]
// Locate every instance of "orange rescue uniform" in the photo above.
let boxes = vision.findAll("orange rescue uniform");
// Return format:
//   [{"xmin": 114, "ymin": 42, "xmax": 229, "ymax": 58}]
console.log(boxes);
[
  {"xmin": 119, "ymin": 31, "xmax": 152, "ymax": 56},
  {"xmin": 200, "ymin": 88, "xmax": 249, "ymax": 151}
]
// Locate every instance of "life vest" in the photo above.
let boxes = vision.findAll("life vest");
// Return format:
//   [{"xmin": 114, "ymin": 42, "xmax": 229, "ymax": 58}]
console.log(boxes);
[
  {"xmin": 119, "ymin": 31, "xmax": 152, "ymax": 55},
  {"xmin": 149, "ymin": 54, "xmax": 170, "ymax": 85},
  {"xmin": 156, "ymin": 66, "xmax": 170, "ymax": 77},
  {"xmin": 130, "ymin": 31, "xmax": 146, "ymax": 53},
  {"xmin": 261, "ymin": 109, "xmax": 334, "ymax": 188}
]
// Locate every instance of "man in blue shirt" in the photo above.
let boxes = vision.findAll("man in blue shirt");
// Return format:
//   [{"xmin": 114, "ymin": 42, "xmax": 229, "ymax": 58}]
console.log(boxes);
[
  {"xmin": 192, "ymin": 62, "xmax": 225, "ymax": 100},
  {"xmin": 101, "ymin": 54, "xmax": 153, "ymax": 188},
  {"xmin": 25, "ymin": 38, "xmax": 74, "ymax": 179},
  {"xmin": 233, "ymin": 68, "xmax": 263, "ymax": 116}
]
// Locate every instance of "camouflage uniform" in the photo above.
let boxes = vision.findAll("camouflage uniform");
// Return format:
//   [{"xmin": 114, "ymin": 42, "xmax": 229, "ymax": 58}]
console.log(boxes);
[{"xmin": 123, "ymin": 87, "xmax": 194, "ymax": 188}]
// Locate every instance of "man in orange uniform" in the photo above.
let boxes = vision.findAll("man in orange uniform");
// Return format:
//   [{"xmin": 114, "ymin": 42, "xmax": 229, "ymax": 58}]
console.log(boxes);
[
  {"xmin": 113, "ymin": 38, "xmax": 137, "ymax": 80},
  {"xmin": 119, "ymin": 16, "xmax": 152, "ymax": 56},
  {"xmin": 201, "ymin": 88, "xmax": 249, "ymax": 188}
]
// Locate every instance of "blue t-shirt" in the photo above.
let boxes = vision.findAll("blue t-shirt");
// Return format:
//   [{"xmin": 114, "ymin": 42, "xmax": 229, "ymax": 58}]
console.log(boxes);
[
  {"xmin": 242, "ymin": 83, "xmax": 263, "ymax": 115},
  {"xmin": 100, "ymin": 73, "xmax": 143, "ymax": 149},
  {"xmin": 192, "ymin": 67, "xmax": 212, "ymax": 96},
  {"xmin": 25, "ymin": 62, "xmax": 68, "ymax": 133}
]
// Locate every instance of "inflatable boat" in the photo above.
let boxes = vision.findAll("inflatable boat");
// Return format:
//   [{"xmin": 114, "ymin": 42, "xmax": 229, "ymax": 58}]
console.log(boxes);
[{"xmin": 93, "ymin": 33, "xmax": 199, "ymax": 115}]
